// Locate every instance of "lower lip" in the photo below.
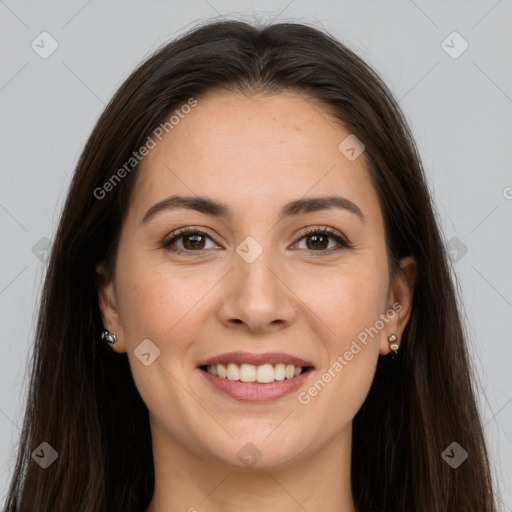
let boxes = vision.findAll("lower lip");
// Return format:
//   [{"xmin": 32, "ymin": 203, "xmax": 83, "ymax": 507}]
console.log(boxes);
[{"xmin": 199, "ymin": 367, "xmax": 314, "ymax": 402}]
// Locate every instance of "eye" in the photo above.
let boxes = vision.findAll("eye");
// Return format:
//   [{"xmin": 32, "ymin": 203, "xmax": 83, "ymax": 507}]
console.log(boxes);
[
  {"xmin": 293, "ymin": 227, "xmax": 353, "ymax": 253},
  {"xmin": 161, "ymin": 227, "xmax": 218, "ymax": 253}
]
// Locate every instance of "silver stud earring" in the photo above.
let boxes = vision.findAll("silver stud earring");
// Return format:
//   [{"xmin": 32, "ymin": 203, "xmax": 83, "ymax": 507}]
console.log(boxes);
[
  {"xmin": 388, "ymin": 334, "xmax": 399, "ymax": 354},
  {"xmin": 101, "ymin": 329, "xmax": 116, "ymax": 349}
]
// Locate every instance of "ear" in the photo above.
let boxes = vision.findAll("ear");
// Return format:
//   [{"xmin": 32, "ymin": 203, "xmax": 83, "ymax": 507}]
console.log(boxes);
[
  {"xmin": 95, "ymin": 262, "xmax": 126, "ymax": 353},
  {"xmin": 379, "ymin": 255, "xmax": 417, "ymax": 355}
]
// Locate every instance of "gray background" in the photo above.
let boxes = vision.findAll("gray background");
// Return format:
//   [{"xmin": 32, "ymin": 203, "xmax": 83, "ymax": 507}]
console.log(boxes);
[{"xmin": 1, "ymin": 0, "xmax": 511, "ymax": 508}]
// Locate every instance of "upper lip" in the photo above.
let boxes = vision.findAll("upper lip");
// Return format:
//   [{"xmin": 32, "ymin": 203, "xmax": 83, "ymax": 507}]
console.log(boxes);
[{"xmin": 197, "ymin": 351, "xmax": 315, "ymax": 368}]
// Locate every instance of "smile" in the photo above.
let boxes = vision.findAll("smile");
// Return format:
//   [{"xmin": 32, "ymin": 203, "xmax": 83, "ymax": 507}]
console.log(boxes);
[
  {"xmin": 196, "ymin": 351, "xmax": 315, "ymax": 402},
  {"xmin": 202, "ymin": 362, "xmax": 310, "ymax": 383}
]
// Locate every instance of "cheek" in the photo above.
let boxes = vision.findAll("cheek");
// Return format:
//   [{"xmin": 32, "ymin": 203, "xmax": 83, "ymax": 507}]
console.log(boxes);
[
  {"xmin": 115, "ymin": 247, "xmax": 204, "ymax": 344},
  {"xmin": 296, "ymin": 258, "xmax": 389, "ymax": 343},
  {"xmin": 113, "ymin": 255, "xmax": 205, "ymax": 418},
  {"xmin": 292, "ymin": 258, "xmax": 387, "ymax": 422},
  {"xmin": 297, "ymin": 305, "xmax": 381, "ymax": 436}
]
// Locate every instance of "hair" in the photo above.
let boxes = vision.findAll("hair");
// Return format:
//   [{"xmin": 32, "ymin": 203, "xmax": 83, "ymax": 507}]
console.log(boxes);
[{"xmin": 4, "ymin": 18, "xmax": 497, "ymax": 512}]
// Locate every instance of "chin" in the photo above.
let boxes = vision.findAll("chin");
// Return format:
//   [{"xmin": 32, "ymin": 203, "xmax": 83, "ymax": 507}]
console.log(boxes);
[{"xmin": 203, "ymin": 429, "xmax": 306, "ymax": 471}]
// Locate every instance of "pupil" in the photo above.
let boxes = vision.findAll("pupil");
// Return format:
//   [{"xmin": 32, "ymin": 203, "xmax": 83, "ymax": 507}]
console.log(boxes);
[
  {"xmin": 184, "ymin": 234, "xmax": 204, "ymax": 250},
  {"xmin": 308, "ymin": 234, "xmax": 327, "ymax": 250}
]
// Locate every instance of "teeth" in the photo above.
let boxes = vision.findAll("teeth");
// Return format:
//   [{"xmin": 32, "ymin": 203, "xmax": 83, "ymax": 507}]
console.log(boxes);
[
  {"xmin": 217, "ymin": 364, "xmax": 227, "ymax": 379},
  {"xmin": 205, "ymin": 363, "xmax": 305, "ymax": 383},
  {"xmin": 239, "ymin": 363, "xmax": 256, "ymax": 382},
  {"xmin": 256, "ymin": 363, "xmax": 274, "ymax": 383},
  {"xmin": 274, "ymin": 363, "xmax": 286, "ymax": 381},
  {"xmin": 227, "ymin": 363, "xmax": 240, "ymax": 381}
]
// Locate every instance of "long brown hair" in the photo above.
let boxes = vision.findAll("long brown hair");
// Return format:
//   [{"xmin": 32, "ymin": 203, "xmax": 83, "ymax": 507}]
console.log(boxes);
[{"xmin": 3, "ymin": 19, "xmax": 496, "ymax": 511}]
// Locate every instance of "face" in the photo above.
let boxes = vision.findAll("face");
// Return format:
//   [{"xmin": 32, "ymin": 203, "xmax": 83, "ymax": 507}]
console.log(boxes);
[{"xmin": 97, "ymin": 90, "xmax": 416, "ymax": 470}]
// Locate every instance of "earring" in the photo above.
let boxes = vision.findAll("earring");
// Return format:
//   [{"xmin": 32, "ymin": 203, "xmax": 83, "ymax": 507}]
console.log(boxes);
[
  {"xmin": 101, "ymin": 329, "xmax": 116, "ymax": 349},
  {"xmin": 388, "ymin": 334, "xmax": 399, "ymax": 354}
]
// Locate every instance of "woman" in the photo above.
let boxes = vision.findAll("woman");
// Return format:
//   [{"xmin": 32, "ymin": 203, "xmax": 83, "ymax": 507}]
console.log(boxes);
[{"xmin": 3, "ymin": 19, "xmax": 497, "ymax": 511}]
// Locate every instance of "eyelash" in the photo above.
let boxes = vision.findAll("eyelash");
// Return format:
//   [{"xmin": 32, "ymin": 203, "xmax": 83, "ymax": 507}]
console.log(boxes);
[{"xmin": 161, "ymin": 226, "xmax": 353, "ymax": 255}]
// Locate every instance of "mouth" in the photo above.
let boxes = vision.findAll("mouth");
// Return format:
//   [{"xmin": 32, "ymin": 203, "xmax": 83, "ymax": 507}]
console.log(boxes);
[{"xmin": 196, "ymin": 351, "xmax": 315, "ymax": 402}]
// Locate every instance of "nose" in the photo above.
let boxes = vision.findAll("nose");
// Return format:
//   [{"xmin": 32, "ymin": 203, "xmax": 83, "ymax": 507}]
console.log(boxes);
[{"xmin": 217, "ymin": 249, "xmax": 297, "ymax": 333}]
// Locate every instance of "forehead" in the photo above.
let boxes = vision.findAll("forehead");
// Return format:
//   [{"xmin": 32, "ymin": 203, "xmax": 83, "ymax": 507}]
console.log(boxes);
[{"xmin": 128, "ymin": 90, "xmax": 382, "ymax": 228}]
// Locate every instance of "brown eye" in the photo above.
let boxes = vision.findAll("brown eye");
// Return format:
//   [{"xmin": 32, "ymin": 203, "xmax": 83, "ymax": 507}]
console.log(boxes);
[
  {"xmin": 181, "ymin": 233, "xmax": 206, "ymax": 250},
  {"xmin": 294, "ymin": 227, "xmax": 352, "ymax": 252},
  {"xmin": 162, "ymin": 228, "xmax": 217, "ymax": 252},
  {"xmin": 304, "ymin": 233, "xmax": 330, "ymax": 250}
]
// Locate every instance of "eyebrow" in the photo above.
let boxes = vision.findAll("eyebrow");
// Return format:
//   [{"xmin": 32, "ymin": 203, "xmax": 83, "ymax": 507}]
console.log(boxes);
[{"xmin": 141, "ymin": 194, "xmax": 366, "ymax": 225}]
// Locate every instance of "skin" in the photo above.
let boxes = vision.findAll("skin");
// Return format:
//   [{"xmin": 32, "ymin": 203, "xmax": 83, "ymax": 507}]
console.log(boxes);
[{"xmin": 96, "ymin": 90, "xmax": 417, "ymax": 512}]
